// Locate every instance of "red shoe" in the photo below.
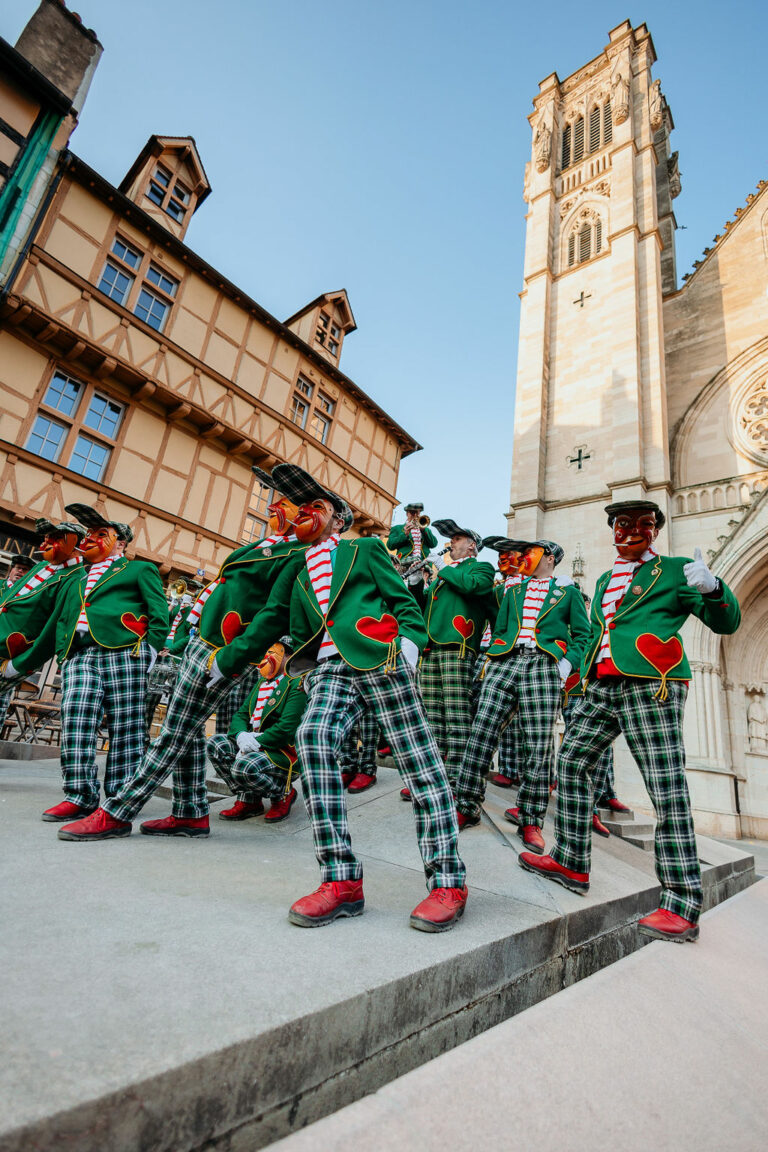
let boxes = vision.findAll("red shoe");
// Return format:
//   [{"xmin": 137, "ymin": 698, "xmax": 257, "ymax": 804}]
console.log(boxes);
[
  {"xmin": 410, "ymin": 885, "xmax": 468, "ymax": 932},
  {"xmin": 519, "ymin": 824, "xmax": 545, "ymax": 853},
  {"xmin": 504, "ymin": 806, "xmax": 522, "ymax": 826},
  {"xmin": 58, "ymin": 807, "xmax": 131, "ymax": 841},
  {"xmin": 400, "ymin": 787, "xmax": 412, "ymax": 802},
  {"xmin": 264, "ymin": 787, "xmax": 297, "ymax": 823},
  {"xmin": 518, "ymin": 852, "xmax": 589, "ymax": 894},
  {"xmin": 42, "ymin": 800, "xmax": 96, "ymax": 823},
  {"xmin": 378, "ymin": 743, "xmax": 392, "ymax": 757},
  {"xmin": 637, "ymin": 908, "xmax": 699, "ymax": 942},
  {"xmin": 605, "ymin": 797, "xmax": 631, "ymax": 813},
  {"xmin": 348, "ymin": 772, "xmax": 377, "ymax": 794},
  {"xmin": 592, "ymin": 813, "xmax": 610, "ymax": 837},
  {"xmin": 488, "ymin": 772, "xmax": 516, "ymax": 789},
  {"xmin": 288, "ymin": 880, "xmax": 365, "ymax": 927},
  {"xmin": 219, "ymin": 799, "xmax": 264, "ymax": 820},
  {"xmin": 457, "ymin": 809, "xmax": 480, "ymax": 830},
  {"xmin": 341, "ymin": 770, "xmax": 355, "ymax": 789},
  {"xmin": 140, "ymin": 814, "xmax": 210, "ymax": 837}
]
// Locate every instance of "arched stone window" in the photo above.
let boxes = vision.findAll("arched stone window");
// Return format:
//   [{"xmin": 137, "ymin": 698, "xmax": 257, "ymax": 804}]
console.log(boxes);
[
  {"xmin": 565, "ymin": 206, "xmax": 605, "ymax": 268},
  {"xmin": 560, "ymin": 99, "xmax": 612, "ymax": 171}
]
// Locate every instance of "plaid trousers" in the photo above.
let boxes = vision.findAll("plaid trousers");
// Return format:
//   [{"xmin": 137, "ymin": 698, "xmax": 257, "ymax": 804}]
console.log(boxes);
[
  {"xmin": 498, "ymin": 714, "xmax": 523, "ymax": 780},
  {"xmin": 207, "ymin": 733, "xmax": 291, "ymax": 802},
  {"xmin": 420, "ymin": 645, "xmax": 476, "ymax": 786},
  {"xmin": 60, "ymin": 647, "xmax": 150, "ymax": 809},
  {"xmin": 296, "ymin": 656, "xmax": 465, "ymax": 889},
  {"xmin": 455, "ymin": 650, "xmax": 561, "ymax": 824},
  {"xmin": 214, "ymin": 663, "xmax": 261, "ymax": 734},
  {"xmin": 0, "ymin": 685, "xmax": 13, "ymax": 729},
  {"xmin": 104, "ymin": 636, "xmax": 238, "ymax": 822},
  {"xmin": 337, "ymin": 706, "xmax": 380, "ymax": 776},
  {"xmin": 561, "ymin": 698, "xmax": 615, "ymax": 809},
  {"xmin": 552, "ymin": 679, "xmax": 702, "ymax": 922}
]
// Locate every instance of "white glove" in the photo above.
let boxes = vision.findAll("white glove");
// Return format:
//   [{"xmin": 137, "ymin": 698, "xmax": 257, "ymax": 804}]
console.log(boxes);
[
  {"xmin": 557, "ymin": 657, "xmax": 572, "ymax": 684},
  {"xmin": 683, "ymin": 548, "xmax": 717, "ymax": 595},
  {"xmin": 432, "ymin": 553, "xmax": 447, "ymax": 571},
  {"xmin": 400, "ymin": 637, "xmax": 420, "ymax": 668},
  {"xmin": 206, "ymin": 657, "xmax": 225, "ymax": 687},
  {"xmin": 147, "ymin": 646, "xmax": 158, "ymax": 674},
  {"xmin": 2, "ymin": 659, "xmax": 17, "ymax": 680},
  {"xmin": 407, "ymin": 571, "xmax": 423, "ymax": 586},
  {"xmin": 236, "ymin": 731, "xmax": 261, "ymax": 754}
]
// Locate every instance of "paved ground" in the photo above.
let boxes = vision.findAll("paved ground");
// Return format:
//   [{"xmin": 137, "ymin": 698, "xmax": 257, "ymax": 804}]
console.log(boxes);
[
  {"xmin": 717, "ymin": 836, "xmax": 768, "ymax": 876},
  {"xmin": 273, "ymin": 879, "xmax": 768, "ymax": 1152}
]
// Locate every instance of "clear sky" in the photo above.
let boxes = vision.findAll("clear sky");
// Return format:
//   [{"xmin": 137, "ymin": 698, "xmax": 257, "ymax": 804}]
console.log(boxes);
[{"xmin": 3, "ymin": 0, "xmax": 766, "ymax": 552}]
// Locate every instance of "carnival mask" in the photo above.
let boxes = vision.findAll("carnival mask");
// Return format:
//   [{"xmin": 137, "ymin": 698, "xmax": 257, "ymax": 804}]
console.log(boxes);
[
  {"xmin": 39, "ymin": 531, "xmax": 79, "ymax": 565},
  {"xmin": 499, "ymin": 549, "xmax": 523, "ymax": 576},
  {"xmin": 79, "ymin": 526, "xmax": 119, "ymax": 564},
  {"xmin": 612, "ymin": 512, "xmax": 659, "ymax": 561},
  {"xmin": 294, "ymin": 498, "xmax": 337, "ymax": 543},
  {"xmin": 258, "ymin": 642, "xmax": 286, "ymax": 680},
  {"xmin": 267, "ymin": 497, "xmax": 299, "ymax": 535},
  {"xmin": 518, "ymin": 545, "xmax": 546, "ymax": 578}
]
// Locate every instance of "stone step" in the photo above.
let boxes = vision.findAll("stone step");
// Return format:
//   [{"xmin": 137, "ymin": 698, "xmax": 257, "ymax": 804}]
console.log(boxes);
[
  {"xmin": 622, "ymin": 833, "xmax": 655, "ymax": 852},
  {"xmin": 598, "ymin": 807, "xmax": 636, "ymax": 821},
  {"xmin": 603, "ymin": 819, "xmax": 655, "ymax": 837}
]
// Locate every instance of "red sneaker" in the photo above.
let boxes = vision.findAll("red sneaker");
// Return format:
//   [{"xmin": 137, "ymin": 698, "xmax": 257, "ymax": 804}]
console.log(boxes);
[
  {"xmin": 592, "ymin": 813, "xmax": 610, "ymax": 837},
  {"xmin": 605, "ymin": 797, "xmax": 631, "ymax": 813},
  {"xmin": 347, "ymin": 772, "xmax": 377, "ymax": 794},
  {"xmin": 637, "ymin": 908, "xmax": 699, "ymax": 942},
  {"xmin": 219, "ymin": 799, "xmax": 264, "ymax": 820},
  {"xmin": 341, "ymin": 770, "xmax": 355, "ymax": 789},
  {"xmin": 57, "ymin": 807, "xmax": 131, "ymax": 841},
  {"xmin": 42, "ymin": 800, "xmax": 96, "ymax": 823},
  {"xmin": 488, "ymin": 772, "xmax": 516, "ymax": 789},
  {"xmin": 264, "ymin": 787, "xmax": 298, "ymax": 823},
  {"xmin": 410, "ymin": 885, "xmax": 468, "ymax": 932},
  {"xmin": 400, "ymin": 787, "xmax": 412, "ymax": 802},
  {"xmin": 378, "ymin": 743, "xmax": 392, "ymax": 757},
  {"xmin": 139, "ymin": 814, "xmax": 210, "ymax": 837},
  {"xmin": 288, "ymin": 880, "xmax": 365, "ymax": 927},
  {"xmin": 504, "ymin": 806, "xmax": 522, "ymax": 826},
  {"xmin": 457, "ymin": 810, "xmax": 480, "ymax": 830},
  {"xmin": 518, "ymin": 852, "xmax": 589, "ymax": 894},
  {"xmin": 519, "ymin": 824, "xmax": 545, "ymax": 853}
]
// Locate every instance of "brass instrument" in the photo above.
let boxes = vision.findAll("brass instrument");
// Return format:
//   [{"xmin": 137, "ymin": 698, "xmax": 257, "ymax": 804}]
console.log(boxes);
[
  {"xmin": 172, "ymin": 579, "xmax": 187, "ymax": 596},
  {"xmin": 418, "ymin": 513, "xmax": 431, "ymax": 528},
  {"xmin": 401, "ymin": 544, "xmax": 449, "ymax": 580}
]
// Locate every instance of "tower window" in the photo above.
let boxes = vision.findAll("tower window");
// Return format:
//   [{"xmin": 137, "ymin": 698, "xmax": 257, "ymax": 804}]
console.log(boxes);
[
  {"xmin": 589, "ymin": 106, "xmax": 601, "ymax": 153},
  {"xmin": 315, "ymin": 311, "xmax": 342, "ymax": 357},
  {"xmin": 578, "ymin": 225, "xmax": 591, "ymax": 263},
  {"xmin": 573, "ymin": 117, "xmax": 584, "ymax": 164},
  {"xmin": 561, "ymin": 123, "xmax": 571, "ymax": 170},
  {"xmin": 603, "ymin": 99, "xmax": 613, "ymax": 144},
  {"xmin": 145, "ymin": 164, "xmax": 192, "ymax": 224},
  {"xmin": 567, "ymin": 215, "xmax": 604, "ymax": 268}
]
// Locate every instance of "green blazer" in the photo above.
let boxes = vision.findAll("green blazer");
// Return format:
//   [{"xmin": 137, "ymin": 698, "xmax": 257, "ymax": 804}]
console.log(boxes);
[
  {"xmin": 487, "ymin": 578, "xmax": 591, "ymax": 670},
  {"xmin": 582, "ymin": 554, "xmax": 740, "ymax": 687},
  {"xmin": 200, "ymin": 539, "xmax": 308, "ymax": 678},
  {"xmin": 288, "ymin": 536, "xmax": 429, "ymax": 673},
  {"xmin": 424, "ymin": 558, "xmax": 497, "ymax": 656},
  {"xmin": 0, "ymin": 559, "xmax": 84, "ymax": 675},
  {"xmin": 229, "ymin": 674, "xmax": 307, "ymax": 773},
  {"xmin": 53, "ymin": 558, "xmax": 170, "ymax": 661},
  {"xmin": 387, "ymin": 522, "xmax": 437, "ymax": 563}
]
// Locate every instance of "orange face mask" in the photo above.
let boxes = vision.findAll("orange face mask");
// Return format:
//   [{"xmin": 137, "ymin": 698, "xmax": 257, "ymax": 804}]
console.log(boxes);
[
  {"xmin": 39, "ymin": 531, "xmax": 79, "ymax": 565},
  {"xmin": 294, "ymin": 499, "xmax": 336, "ymax": 543},
  {"xmin": 267, "ymin": 497, "xmax": 299, "ymax": 535},
  {"xmin": 79, "ymin": 526, "xmax": 119, "ymax": 564},
  {"xmin": 518, "ymin": 546, "xmax": 545, "ymax": 578},
  {"xmin": 258, "ymin": 642, "xmax": 286, "ymax": 679}
]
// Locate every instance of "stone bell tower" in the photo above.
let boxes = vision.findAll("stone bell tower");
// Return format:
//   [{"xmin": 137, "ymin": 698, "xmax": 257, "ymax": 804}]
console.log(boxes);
[{"xmin": 508, "ymin": 21, "xmax": 678, "ymax": 592}]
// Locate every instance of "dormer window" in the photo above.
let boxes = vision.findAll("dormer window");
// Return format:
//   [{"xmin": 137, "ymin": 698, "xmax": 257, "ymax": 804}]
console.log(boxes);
[
  {"xmin": 145, "ymin": 164, "xmax": 192, "ymax": 224},
  {"xmin": 315, "ymin": 311, "xmax": 341, "ymax": 357}
]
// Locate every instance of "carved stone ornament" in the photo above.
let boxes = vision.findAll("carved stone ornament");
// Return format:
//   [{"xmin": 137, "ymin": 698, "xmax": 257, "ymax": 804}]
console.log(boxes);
[
  {"xmin": 612, "ymin": 70, "xmax": 630, "ymax": 124},
  {"xmin": 668, "ymin": 151, "xmax": 681, "ymax": 199},
  {"xmin": 740, "ymin": 381, "xmax": 768, "ymax": 457},
  {"xmin": 533, "ymin": 120, "xmax": 551, "ymax": 173},
  {"xmin": 523, "ymin": 161, "xmax": 532, "ymax": 203},
  {"xmin": 649, "ymin": 79, "xmax": 663, "ymax": 131}
]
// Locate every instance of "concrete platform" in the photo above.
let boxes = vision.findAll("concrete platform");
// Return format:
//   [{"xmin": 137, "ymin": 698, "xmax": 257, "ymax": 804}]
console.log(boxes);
[
  {"xmin": 273, "ymin": 879, "xmax": 768, "ymax": 1152},
  {"xmin": 0, "ymin": 759, "xmax": 755, "ymax": 1152}
]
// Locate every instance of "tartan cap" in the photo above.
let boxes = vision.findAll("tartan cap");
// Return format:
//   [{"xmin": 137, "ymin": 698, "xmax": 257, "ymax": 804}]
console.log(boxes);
[
  {"xmin": 528, "ymin": 539, "xmax": 564, "ymax": 565},
  {"xmin": 432, "ymin": 519, "xmax": 482, "ymax": 548},
  {"xmin": 481, "ymin": 536, "xmax": 530, "ymax": 554},
  {"xmin": 7, "ymin": 553, "xmax": 35, "ymax": 570},
  {"xmin": 251, "ymin": 465, "xmax": 276, "ymax": 490},
  {"xmin": 604, "ymin": 499, "xmax": 666, "ymax": 530},
  {"xmin": 35, "ymin": 517, "xmax": 86, "ymax": 540},
  {"xmin": 403, "ymin": 501, "xmax": 424, "ymax": 513},
  {"xmin": 268, "ymin": 464, "xmax": 354, "ymax": 531},
  {"xmin": 64, "ymin": 503, "xmax": 134, "ymax": 542}
]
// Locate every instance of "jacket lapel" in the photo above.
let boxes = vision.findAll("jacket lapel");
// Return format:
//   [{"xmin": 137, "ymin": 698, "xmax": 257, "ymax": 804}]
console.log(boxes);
[
  {"xmin": 261, "ymin": 677, "xmax": 287, "ymax": 723},
  {"xmin": 613, "ymin": 555, "xmax": 663, "ymax": 622},
  {"xmin": 536, "ymin": 579, "xmax": 567, "ymax": 623},
  {"xmin": 327, "ymin": 541, "xmax": 357, "ymax": 613},
  {"xmin": 89, "ymin": 556, "xmax": 128, "ymax": 595}
]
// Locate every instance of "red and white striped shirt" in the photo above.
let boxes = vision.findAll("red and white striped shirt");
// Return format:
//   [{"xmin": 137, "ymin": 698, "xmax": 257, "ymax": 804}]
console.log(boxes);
[
  {"xmin": 516, "ymin": 578, "xmax": 551, "ymax": 646},
  {"xmin": 596, "ymin": 548, "xmax": 657, "ymax": 672},
  {"xmin": 306, "ymin": 534, "xmax": 341, "ymax": 660},
  {"xmin": 408, "ymin": 522, "xmax": 422, "ymax": 557},
  {"xmin": 13, "ymin": 556, "xmax": 81, "ymax": 599},
  {"xmin": 249, "ymin": 673, "xmax": 284, "ymax": 731},
  {"xmin": 504, "ymin": 573, "xmax": 524, "ymax": 593},
  {"xmin": 76, "ymin": 557, "xmax": 118, "ymax": 632},
  {"xmin": 186, "ymin": 534, "xmax": 293, "ymax": 629}
]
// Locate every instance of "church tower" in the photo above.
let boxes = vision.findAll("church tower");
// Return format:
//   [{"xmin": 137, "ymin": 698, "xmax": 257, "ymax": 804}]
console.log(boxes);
[{"xmin": 508, "ymin": 21, "xmax": 677, "ymax": 590}]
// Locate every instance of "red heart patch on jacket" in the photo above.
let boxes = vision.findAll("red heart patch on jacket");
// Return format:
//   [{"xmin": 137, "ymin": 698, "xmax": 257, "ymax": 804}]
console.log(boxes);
[
  {"xmin": 221, "ymin": 611, "xmax": 246, "ymax": 645},
  {"xmin": 355, "ymin": 614, "xmax": 399, "ymax": 643},
  {"xmin": 565, "ymin": 671, "xmax": 581, "ymax": 693},
  {"xmin": 555, "ymin": 639, "xmax": 567, "ymax": 655},
  {"xmin": 6, "ymin": 632, "xmax": 30, "ymax": 658},
  {"xmin": 452, "ymin": 615, "xmax": 475, "ymax": 641},
  {"xmin": 121, "ymin": 613, "xmax": 148, "ymax": 638},
  {"xmin": 635, "ymin": 633, "xmax": 684, "ymax": 676}
]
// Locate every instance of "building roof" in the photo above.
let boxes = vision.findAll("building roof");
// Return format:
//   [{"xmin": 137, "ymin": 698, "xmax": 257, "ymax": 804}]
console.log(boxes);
[
  {"xmin": 678, "ymin": 178, "xmax": 768, "ymax": 290},
  {"xmin": 118, "ymin": 135, "xmax": 212, "ymax": 208},
  {"xmin": 284, "ymin": 290, "xmax": 357, "ymax": 333}
]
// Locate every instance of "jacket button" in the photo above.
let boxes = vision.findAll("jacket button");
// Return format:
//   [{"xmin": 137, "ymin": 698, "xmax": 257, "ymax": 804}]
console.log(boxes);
[
  {"xmin": 609, "ymin": 622, "xmax": 616, "ymax": 630},
  {"xmin": 535, "ymin": 628, "xmax": 540, "ymax": 633},
  {"xmin": 219, "ymin": 578, "xmax": 226, "ymax": 585},
  {"xmin": 328, "ymin": 620, "xmax": 334, "ymax": 626},
  {"xmin": 84, "ymin": 602, "xmax": 91, "ymax": 607}
]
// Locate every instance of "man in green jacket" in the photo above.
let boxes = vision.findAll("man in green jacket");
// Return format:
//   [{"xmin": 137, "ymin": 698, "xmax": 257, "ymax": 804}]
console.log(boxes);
[
  {"xmin": 37, "ymin": 505, "xmax": 169, "ymax": 824},
  {"xmin": 454, "ymin": 540, "xmax": 591, "ymax": 852},
  {"xmin": 418, "ymin": 518, "xmax": 496, "ymax": 789},
  {"xmin": 59, "ymin": 473, "xmax": 307, "ymax": 842},
  {"xmin": 275, "ymin": 465, "xmax": 467, "ymax": 933},
  {"xmin": 519, "ymin": 500, "xmax": 741, "ymax": 943},
  {"xmin": 207, "ymin": 638, "xmax": 306, "ymax": 824},
  {"xmin": 481, "ymin": 537, "xmax": 529, "ymax": 790},
  {"xmin": 387, "ymin": 502, "xmax": 438, "ymax": 608}
]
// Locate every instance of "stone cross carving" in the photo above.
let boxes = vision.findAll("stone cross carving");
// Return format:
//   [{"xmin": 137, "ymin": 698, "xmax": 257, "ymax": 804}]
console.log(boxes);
[
  {"xmin": 649, "ymin": 79, "xmax": 663, "ymax": 131},
  {"xmin": 534, "ymin": 121, "xmax": 551, "ymax": 174},
  {"xmin": 612, "ymin": 71, "xmax": 630, "ymax": 124}
]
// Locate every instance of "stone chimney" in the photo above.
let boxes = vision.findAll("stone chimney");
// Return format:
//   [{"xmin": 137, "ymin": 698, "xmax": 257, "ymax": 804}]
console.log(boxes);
[{"xmin": 15, "ymin": 0, "xmax": 102, "ymax": 116}]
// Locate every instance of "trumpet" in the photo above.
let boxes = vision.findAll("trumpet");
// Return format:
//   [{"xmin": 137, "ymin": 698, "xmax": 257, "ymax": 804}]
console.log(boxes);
[
  {"xmin": 171, "ymin": 579, "xmax": 187, "ymax": 596},
  {"xmin": 418, "ymin": 513, "xmax": 431, "ymax": 528},
  {"xmin": 401, "ymin": 545, "xmax": 449, "ymax": 580}
]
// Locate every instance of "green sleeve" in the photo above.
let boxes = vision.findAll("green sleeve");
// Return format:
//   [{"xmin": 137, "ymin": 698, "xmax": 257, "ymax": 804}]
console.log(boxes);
[
  {"xmin": 678, "ymin": 573, "xmax": 741, "ymax": 635},
  {"xmin": 215, "ymin": 555, "xmax": 304, "ymax": 679},
  {"xmin": 387, "ymin": 525, "xmax": 409, "ymax": 549},
  {"xmin": 564, "ymin": 587, "xmax": 591, "ymax": 669},
  {"xmin": 9, "ymin": 609, "xmax": 60, "ymax": 676},
  {"xmin": 423, "ymin": 527, "xmax": 438, "ymax": 550},
  {"xmin": 229, "ymin": 688, "xmax": 256, "ymax": 736},
  {"xmin": 436, "ymin": 560, "xmax": 496, "ymax": 596},
  {"xmin": 140, "ymin": 565, "xmax": 171, "ymax": 651},
  {"xmin": 256, "ymin": 681, "xmax": 307, "ymax": 751},
  {"xmin": 369, "ymin": 538, "xmax": 429, "ymax": 651},
  {"xmin": 491, "ymin": 587, "xmax": 514, "ymax": 639}
]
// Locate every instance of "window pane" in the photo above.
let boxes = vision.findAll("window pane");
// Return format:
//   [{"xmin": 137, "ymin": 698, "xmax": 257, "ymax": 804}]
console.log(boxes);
[
  {"xmin": 290, "ymin": 397, "xmax": 308, "ymax": 427},
  {"xmin": 172, "ymin": 183, "xmax": 190, "ymax": 205},
  {"xmin": 26, "ymin": 414, "xmax": 67, "ymax": 461},
  {"xmin": 135, "ymin": 288, "xmax": 169, "ymax": 331},
  {"xmin": 111, "ymin": 237, "xmax": 141, "ymax": 269},
  {"xmin": 589, "ymin": 106, "xmax": 601, "ymax": 153},
  {"xmin": 309, "ymin": 413, "xmax": 329, "ymax": 444},
  {"xmin": 147, "ymin": 183, "xmax": 165, "ymax": 207},
  {"xmin": 579, "ymin": 225, "xmax": 591, "ymax": 263},
  {"xmin": 318, "ymin": 392, "xmax": 335, "ymax": 415},
  {"xmin": 146, "ymin": 264, "xmax": 178, "ymax": 297},
  {"xmin": 165, "ymin": 199, "xmax": 185, "ymax": 222},
  {"xmin": 603, "ymin": 100, "xmax": 613, "ymax": 145},
  {"xmin": 328, "ymin": 338, "xmax": 339, "ymax": 356},
  {"xmin": 318, "ymin": 313, "xmax": 329, "ymax": 328},
  {"xmin": 69, "ymin": 434, "xmax": 111, "ymax": 482},
  {"xmin": 561, "ymin": 123, "xmax": 571, "ymax": 170},
  {"xmin": 241, "ymin": 513, "xmax": 267, "ymax": 543},
  {"xmin": 253, "ymin": 482, "xmax": 274, "ymax": 515},
  {"xmin": 83, "ymin": 393, "xmax": 123, "ymax": 439},
  {"xmin": 98, "ymin": 260, "xmax": 134, "ymax": 305},
  {"xmin": 331, "ymin": 324, "xmax": 341, "ymax": 338},
  {"xmin": 573, "ymin": 117, "xmax": 584, "ymax": 163},
  {"xmin": 296, "ymin": 377, "xmax": 313, "ymax": 398},
  {"xmin": 154, "ymin": 166, "xmax": 171, "ymax": 188},
  {"xmin": 43, "ymin": 372, "xmax": 81, "ymax": 416}
]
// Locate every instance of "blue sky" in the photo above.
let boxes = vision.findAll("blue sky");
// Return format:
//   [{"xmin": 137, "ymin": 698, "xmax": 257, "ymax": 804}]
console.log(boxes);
[{"xmin": 4, "ymin": 0, "xmax": 767, "ymax": 548}]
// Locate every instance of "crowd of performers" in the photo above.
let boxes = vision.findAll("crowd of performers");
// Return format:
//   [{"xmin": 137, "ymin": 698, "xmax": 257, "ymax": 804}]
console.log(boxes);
[{"xmin": 0, "ymin": 466, "xmax": 740, "ymax": 940}]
